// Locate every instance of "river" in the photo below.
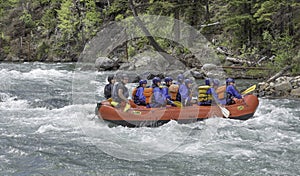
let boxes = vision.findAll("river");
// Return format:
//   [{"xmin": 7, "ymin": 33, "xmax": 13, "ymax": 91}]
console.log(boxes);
[{"xmin": 0, "ymin": 62, "xmax": 299, "ymax": 175}]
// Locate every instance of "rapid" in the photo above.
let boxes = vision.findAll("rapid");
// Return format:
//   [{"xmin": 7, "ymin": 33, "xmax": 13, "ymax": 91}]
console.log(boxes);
[{"xmin": 0, "ymin": 62, "xmax": 299, "ymax": 175}]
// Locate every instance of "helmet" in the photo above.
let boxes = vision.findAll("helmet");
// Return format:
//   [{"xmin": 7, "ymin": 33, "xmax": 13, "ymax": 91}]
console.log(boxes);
[
  {"xmin": 184, "ymin": 79, "xmax": 192, "ymax": 85},
  {"xmin": 139, "ymin": 79, "xmax": 147, "ymax": 85},
  {"xmin": 164, "ymin": 77, "xmax": 173, "ymax": 83},
  {"xmin": 107, "ymin": 75, "xmax": 114, "ymax": 83},
  {"xmin": 212, "ymin": 79, "xmax": 220, "ymax": 86},
  {"xmin": 152, "ymin": 77, "xmax": 161, "ymax": 84},
  {"xmin": 121, "ymin": 73, "xmax": 129, "ymax": 79},
  {"xmin": 177, "ymin": 74, "xmax": 184, "ymax": 82},
  {"xmin": 226, "ymin": 78, "xmax": 235, "ymax": 85},
  {"xmin": 205, "ymin": 78, "xmax": 211, "ymax": 86}
]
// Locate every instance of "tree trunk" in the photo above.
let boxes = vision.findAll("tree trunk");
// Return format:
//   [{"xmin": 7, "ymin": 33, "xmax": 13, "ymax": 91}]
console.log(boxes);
[
  {"xmin": 173, "ymin": 5, "xmax": 180, "ymax": 41},
  {"xmin": 128, "ymin": 0, "xmax": 174, "ymax": 64},
  {"xmin": 266, "ymin": 65, "xmax": 293, "ymax": 83}
]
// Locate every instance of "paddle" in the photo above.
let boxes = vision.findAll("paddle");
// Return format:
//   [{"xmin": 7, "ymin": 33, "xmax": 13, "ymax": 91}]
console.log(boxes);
[
  {"xmin": 212, "ymin": 94, "xmax": 230, "ymax": 118},
  {"xmin": 241, "ymin": 85, "xmax": 256, "ymax": 95},
  {"xmin": 167, "ymin": 99, "xmax": 182, "ymax": 107},
  {"xmin": 217, "ymin": 104, "xmax": 230, "ymax": 118}
]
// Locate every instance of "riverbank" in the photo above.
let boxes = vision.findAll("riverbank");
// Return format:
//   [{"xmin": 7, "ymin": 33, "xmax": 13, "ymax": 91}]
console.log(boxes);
[{"xmin": 257, "ymin": 76, "xmax": 300, "ymax": 98}]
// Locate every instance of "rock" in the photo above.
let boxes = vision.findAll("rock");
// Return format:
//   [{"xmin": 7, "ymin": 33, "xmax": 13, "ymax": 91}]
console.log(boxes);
[
  {"xmin": 95, "ymin": 57, "xmax": 116, "ymax": 71},
  {"xmin": 290, "ymin": 87, "xmax": 300, "ymax": 97},
  {"xmin": 274, "ymin": 81, "xmax": 292, "ymax": 92},
  {"xmin": 202, "ymin": 63, "xmax": 217, "ymax": 71},
  {"xmin": 190, "ymin": 70, "xmax": 204, "ymax": 79}
]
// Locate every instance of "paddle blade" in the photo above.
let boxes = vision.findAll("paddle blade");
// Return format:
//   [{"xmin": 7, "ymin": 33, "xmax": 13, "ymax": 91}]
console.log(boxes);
[
  {"xmin": 218, "ymin": 104, "xmax": 230, "ymax": 118},
  {"xmin": 242, "ymin": 85, "xmax": 256, "ymax": 95},
  {"xmin": 123, "ymin": 103, "xmax": 131, "ymax": 112},
  {"xmin": 173, "ymin": 101, "xmax": 182, "ymax": 107}
]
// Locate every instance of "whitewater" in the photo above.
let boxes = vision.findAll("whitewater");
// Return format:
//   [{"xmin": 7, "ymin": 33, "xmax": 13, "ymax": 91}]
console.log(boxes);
[{"xmin": 0, "ymin": 62, "xmax": 299, "ymax": 175}]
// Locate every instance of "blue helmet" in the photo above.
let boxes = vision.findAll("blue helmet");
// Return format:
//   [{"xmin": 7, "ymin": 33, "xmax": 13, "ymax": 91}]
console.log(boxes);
[
  {"xmin": 139, "ymin": 79, "xmax": 147, "ymax": 85},
  {"xmin": 164, "ymin": 77, "xmax": 173, "ymax": 83},
  {"xmin": 177, "ymin": 74, "xmax": 184, "ymax": 82},
  {"xmin": 205, "ymin": 78, "xmax": 211, "ymax": 86},
  {"xmin": 152, "ymin": 77, "xmax": 161, "ymax": 84},
  {"xmin": 226, "ymin": 78, "xmax": 235, "ymax": 85},
  {"xmin": 184, "ymin": 79, "xmax": 192, "ymax": 85},
  {"xmin": 212, "ymin": 79, "xmax": 220, "ymax": 86}
]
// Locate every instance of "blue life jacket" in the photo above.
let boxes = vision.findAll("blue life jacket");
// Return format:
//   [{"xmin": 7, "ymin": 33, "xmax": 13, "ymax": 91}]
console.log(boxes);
[
  {"xmin": 134, "ymin": 86, "xmax": 146, "ymax": 105},
  {"xmin": 150, "ymin": 85, "xmax": 166, "ymax": 108}
]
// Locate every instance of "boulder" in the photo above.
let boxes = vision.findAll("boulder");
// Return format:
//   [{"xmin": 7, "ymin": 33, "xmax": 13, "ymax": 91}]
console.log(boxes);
[
  {"xmin": 274, "ymin": 81, "xmax": 292, "ymax": 92},
  {"xmin": 95, "ymin": 57, "xmax": 116, "ymax": 71},
  {"xmin": 290, "ymin": 87, "xmax": 300, "ymax": 97}
]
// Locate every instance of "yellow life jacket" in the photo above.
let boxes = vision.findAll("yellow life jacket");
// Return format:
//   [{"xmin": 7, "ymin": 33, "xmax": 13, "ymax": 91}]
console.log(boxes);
[
  {"xmin": 216, "ymin": 85, "xmax": 226, "ymax": 99},
  {"xmin": 132, "ymin": 87, "xmax": 153, "ymax": 104},
  {"xmin": 198, "ymin": 85, "xmax": 212, "ymax": 102},
  {"xmin": 168, "ymin": 84, "xmax": 179, "ymax": 101}
]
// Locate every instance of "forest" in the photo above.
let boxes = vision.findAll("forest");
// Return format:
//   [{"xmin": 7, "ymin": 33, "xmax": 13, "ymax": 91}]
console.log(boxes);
[{"xmin": 0, "ymin": 0, "xmax": 300, "ymax": 75}]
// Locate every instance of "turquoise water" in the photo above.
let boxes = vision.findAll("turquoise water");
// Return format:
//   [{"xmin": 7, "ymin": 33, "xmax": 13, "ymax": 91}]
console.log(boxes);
[{"xmin": 0, "ymin": 63, "xmax": 299, "ymax": 175}]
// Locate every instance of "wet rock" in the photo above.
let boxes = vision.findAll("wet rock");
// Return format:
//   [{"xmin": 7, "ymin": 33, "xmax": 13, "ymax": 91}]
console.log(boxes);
[
  {"xmin": 291, "ymin": 87, "xmax": 300, "ymax": 97},
  {"xmin": 274, "ymin": 81, "xmax": 292, "ymax": 92},
  {"xmin": 95, "ymin": 57, "xmax": 117, "ymax": 71}
]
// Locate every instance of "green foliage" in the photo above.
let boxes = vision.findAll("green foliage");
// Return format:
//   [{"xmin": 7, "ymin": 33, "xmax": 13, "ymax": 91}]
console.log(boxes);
[
  {"xmin": 57, "ymin": 0, "xmax": 78, "ymax": 37},
  {"xmin": 292, "ymin": 50, "xmax": 300, "ymax": 74},
  {"xmin": 20, "ymin": 10, "xmax": 36, "ymax": 28}
]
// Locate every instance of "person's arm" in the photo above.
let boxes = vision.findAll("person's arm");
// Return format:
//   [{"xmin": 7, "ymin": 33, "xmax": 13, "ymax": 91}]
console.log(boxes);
[{"xmin": 231, "ymin": 86, "xmax": 242, "ymax": 99}]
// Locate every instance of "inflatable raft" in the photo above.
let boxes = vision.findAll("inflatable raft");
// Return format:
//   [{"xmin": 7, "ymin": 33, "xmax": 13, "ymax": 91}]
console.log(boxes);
[{"xmin": 96, "ymin": 94, "xmax": 259, "ymax": 127}]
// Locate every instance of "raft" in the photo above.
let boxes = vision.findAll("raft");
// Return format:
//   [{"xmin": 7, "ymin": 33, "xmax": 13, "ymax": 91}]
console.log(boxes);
[{"xmin": 96, "ymin": 94, "xmax": 259, "ymax": 127}]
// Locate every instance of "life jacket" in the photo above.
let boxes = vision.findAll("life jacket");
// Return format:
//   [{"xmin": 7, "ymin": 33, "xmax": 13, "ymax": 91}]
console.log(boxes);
[
  {"xmin": 198, "ymin": 85, "xmax": 212, "ymax": 102},
  {"xmin": 112, "ymin": 82, "xmax": 129, "ymax": 103},
  {"xmin": 216, "ymin": 85, "xmax": 226, "ymax": 100},
  {"xmin": 169, "ymin": 84, "xmax": 179, "ymax": 101},
  {"xmin": 132, "ymin": 87, "xmax": 153, "ymax": 104}
]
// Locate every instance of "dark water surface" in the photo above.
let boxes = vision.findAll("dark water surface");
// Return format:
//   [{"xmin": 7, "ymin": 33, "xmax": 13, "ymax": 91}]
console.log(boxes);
[{"xmin": 0, "ymin": 62, "xmax": 299, "ymax": 175}]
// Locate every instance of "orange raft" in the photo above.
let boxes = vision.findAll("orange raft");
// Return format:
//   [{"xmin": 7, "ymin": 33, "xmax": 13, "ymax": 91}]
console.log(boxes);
[{"xmin": 96, "ymin": 94, "xmax": 259, "ymax": 127}]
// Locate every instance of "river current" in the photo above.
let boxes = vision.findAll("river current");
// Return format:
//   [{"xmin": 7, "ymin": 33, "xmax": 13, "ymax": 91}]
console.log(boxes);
[{"xmin": 0, "ymin": 62, "xmax": 299, "ymax": 175}]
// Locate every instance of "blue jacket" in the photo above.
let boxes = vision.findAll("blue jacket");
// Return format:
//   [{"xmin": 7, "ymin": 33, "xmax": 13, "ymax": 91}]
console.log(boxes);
[
  {"xmin": 161, "ymin": 86, "xmax": 171, "ymax": 100},
  {"xmin": 179, "ymin": 84, "xmax": 191, "ymax": 106},
  {"xmin": 150, "ymin": 85, "xmax": 166, "ymax": 108},
  {"xmin": 134, "ymin": 86, "xmax": 146, "ymax": 105},
  {"xmin": 226, "ymin": 85, "xmax": 242, "ymax": 104}
]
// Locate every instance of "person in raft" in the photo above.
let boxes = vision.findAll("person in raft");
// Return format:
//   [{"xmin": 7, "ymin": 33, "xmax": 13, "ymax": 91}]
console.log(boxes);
[
  {"xmin": 226, "ymin": 78, "xmax": 242, "ymax": 105},
  {"xmin": 162, "ymin": 77, "xmax": 173, "ymax": 100},
  {"xmin": 104, "ymin": 75, "xmax": 115, "ymax": 99},
  {"xmin": 149, "ymin": 77, "xmax": 166, "ymax": 108},
  {"xmin": 176, "ymin": 74, "xmax": 185, "ymax": 102},
  {"xmin": 210, "ymin": 79, "xmax": 226, "ymax": 105},
  {"xmin": 133, "ymin": 79, "xmax": 147, "ymax": 106},
  {"xmin": 111, "ymin": 73, "xmax": 130, "ymax": 110},
  {"xmin": 180, "ymin": 79, "xmax": 193, "ymax": 106}
]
